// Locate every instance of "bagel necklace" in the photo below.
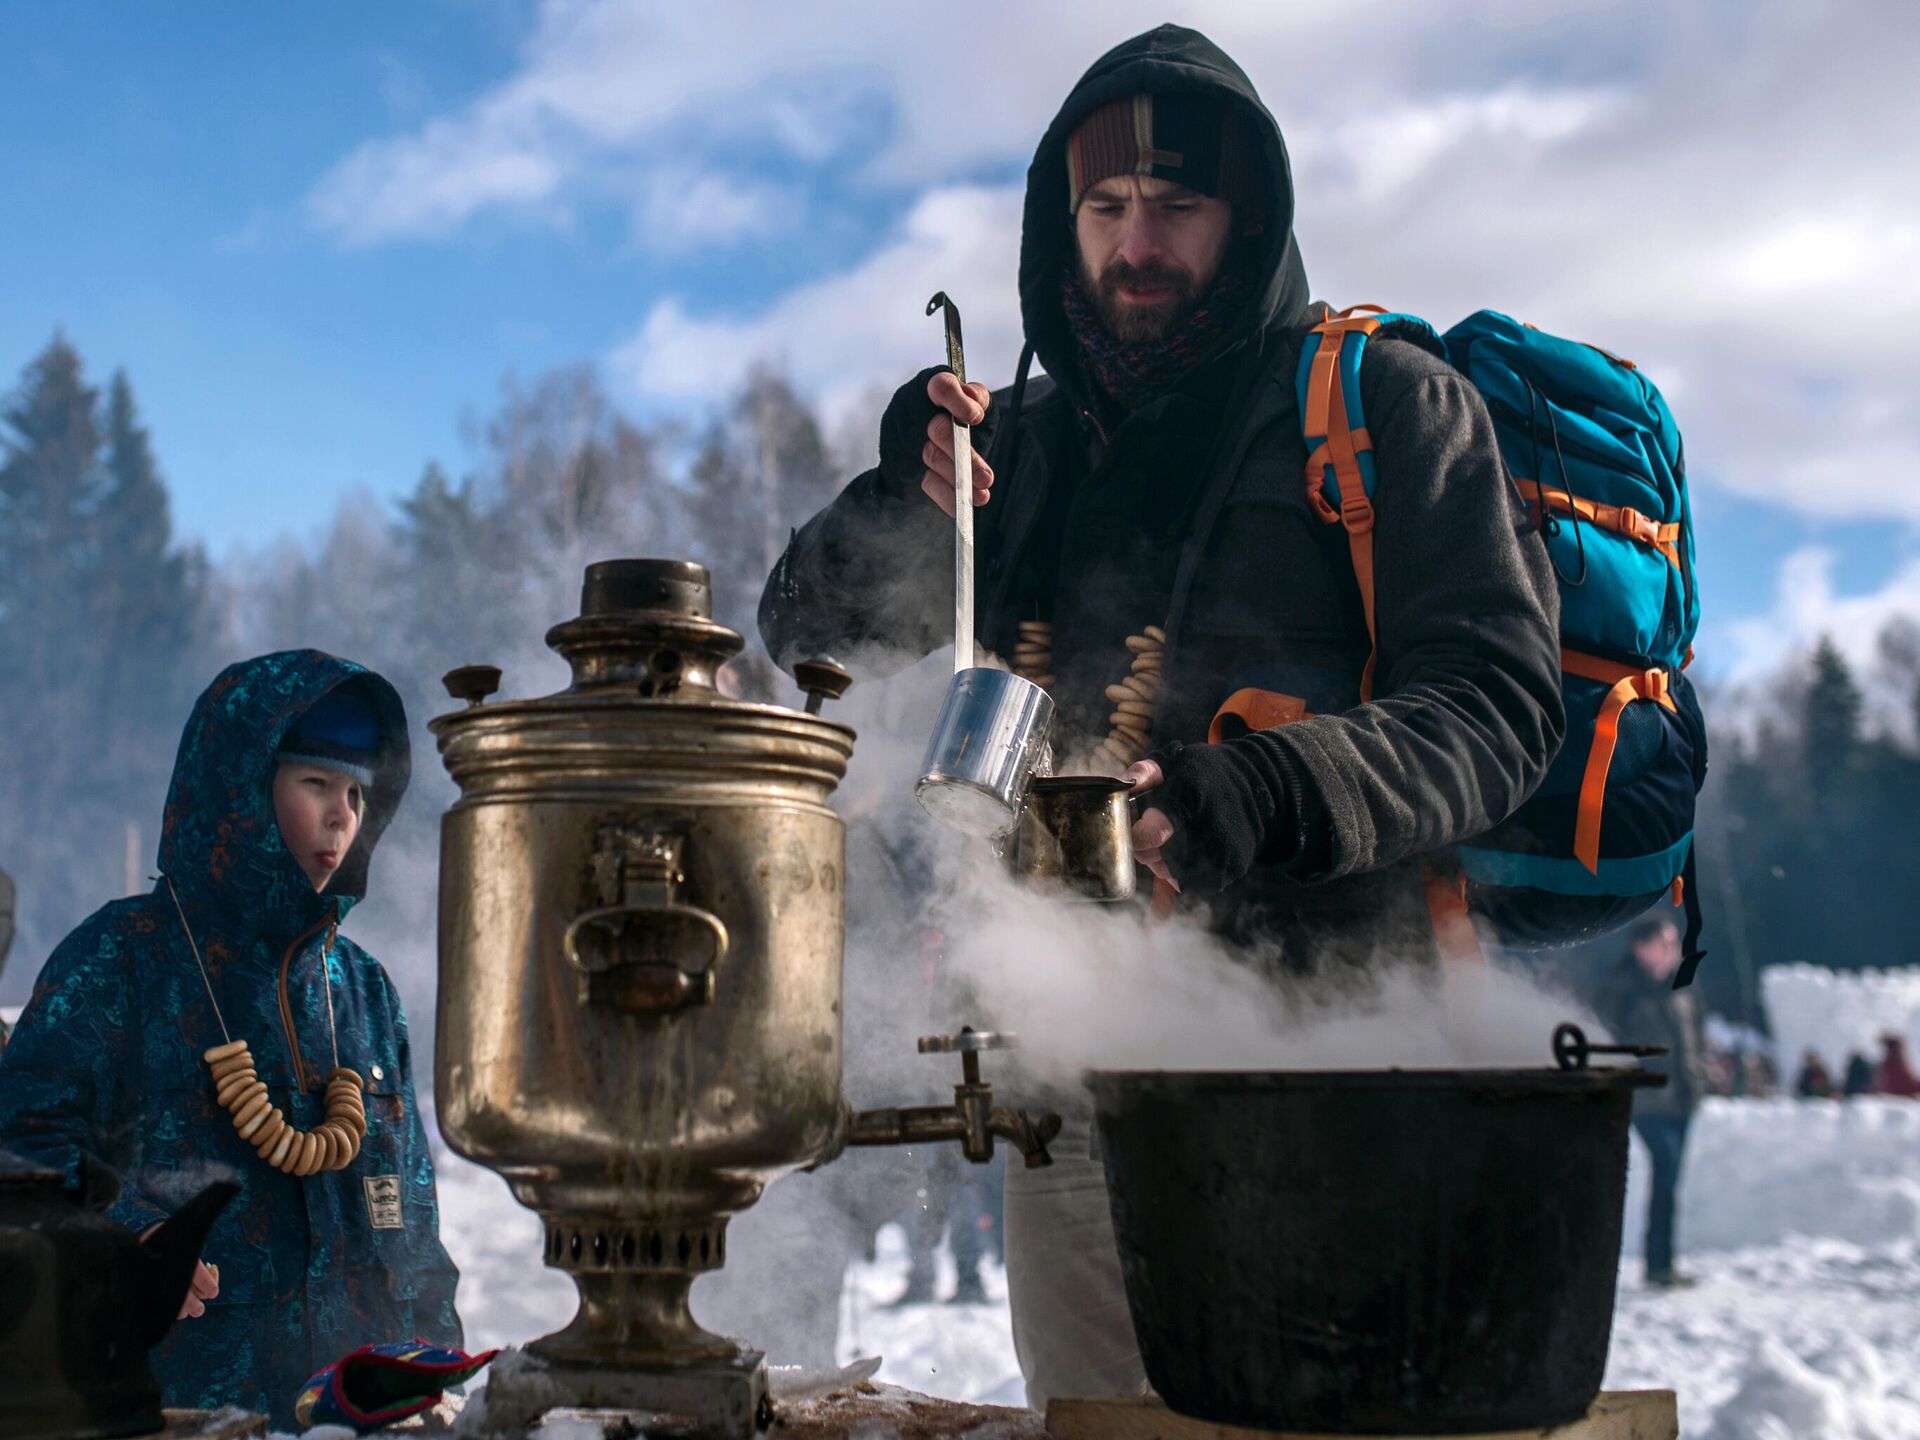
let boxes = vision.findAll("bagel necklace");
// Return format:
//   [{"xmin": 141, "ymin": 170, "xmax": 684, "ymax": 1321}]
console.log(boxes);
[
  {"xmin": 164, "ymin": 876, "xmax": 367, "ymax": 1177},
  {"xmin": 1009, "ymin": 619, "xmax": 1166, "ymax": 773}
]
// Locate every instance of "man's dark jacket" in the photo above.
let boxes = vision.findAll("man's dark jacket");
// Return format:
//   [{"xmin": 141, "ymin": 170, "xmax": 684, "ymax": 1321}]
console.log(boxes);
[{"xmin": 760, "ymin": 25, "xmax": 1563, "ymax": 967}]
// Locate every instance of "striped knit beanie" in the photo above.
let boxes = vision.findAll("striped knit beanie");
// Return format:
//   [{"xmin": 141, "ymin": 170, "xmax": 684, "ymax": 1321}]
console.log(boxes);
[{"xmin": 1066, "ymin": 93, "xmax": 1262, "ymax": 214}]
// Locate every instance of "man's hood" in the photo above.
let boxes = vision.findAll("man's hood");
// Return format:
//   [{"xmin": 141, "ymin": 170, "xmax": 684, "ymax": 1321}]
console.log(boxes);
[
  {"xmin": 156, "ymin": 650, "xmax": 410, "ymax": 935},
  {"xmin": 1019, "ymin": 24, "xmax": 1312, "ymax": 401}
]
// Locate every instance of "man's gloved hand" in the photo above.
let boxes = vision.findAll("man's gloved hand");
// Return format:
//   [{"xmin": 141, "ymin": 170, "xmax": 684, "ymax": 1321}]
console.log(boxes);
[
  {"xmin": 1124, "ymin": 739, "xmax": 1306, "ymax": 895},
  {"xmin": 880, "ymin": 367, "xmax": 997, "ymax": 516},
  {"xmin": 1124, "ymin": 760, "xmax": 1181, "ymax": 893}
]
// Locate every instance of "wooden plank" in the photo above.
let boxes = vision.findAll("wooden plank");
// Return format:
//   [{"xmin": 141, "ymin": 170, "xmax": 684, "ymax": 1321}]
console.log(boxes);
[
  {"xmin": 773, "ymin": 1379, "xmax": 1049, "ymax": 1438},
  {"xmin": 1044, "ymin": 1390, "xmax": 1678, "ymax": 1440}
]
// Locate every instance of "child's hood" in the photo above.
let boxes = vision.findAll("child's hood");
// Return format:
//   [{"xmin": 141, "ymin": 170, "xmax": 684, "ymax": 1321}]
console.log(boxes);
[{"xmin": 156, "ymin": 650, "xmax": 411, "ymax": 931}]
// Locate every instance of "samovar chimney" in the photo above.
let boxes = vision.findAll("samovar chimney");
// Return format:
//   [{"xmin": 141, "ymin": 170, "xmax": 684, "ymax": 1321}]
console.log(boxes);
[
  {"xmin": 546, "ymin": 558, "xmax": 742, "ymax": 694},
  {"xmin": 578, "ymin": 557, "xmax": 713, "ymax": 618}
]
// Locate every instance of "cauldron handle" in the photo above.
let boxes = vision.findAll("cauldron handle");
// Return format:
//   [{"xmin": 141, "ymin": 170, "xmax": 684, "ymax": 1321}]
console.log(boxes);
[{"xmin": 1553, "ymin": 1021, "xmax": 1668, "ymax": 1071}]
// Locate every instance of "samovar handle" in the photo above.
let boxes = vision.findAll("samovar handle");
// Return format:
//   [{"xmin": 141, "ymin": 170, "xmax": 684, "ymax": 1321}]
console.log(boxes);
[
  {"xmin": 562, "ymin": 904, "xmax": 727, "ymax": 1015},
  {"xmin": 562, "ymin": 830, "xmax": 729, "ymax": 1016}
]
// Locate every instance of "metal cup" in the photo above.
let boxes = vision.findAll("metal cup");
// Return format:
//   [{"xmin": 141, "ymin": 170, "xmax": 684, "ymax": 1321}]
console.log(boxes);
[
  {"xmin": 916, "ymin": 667, "xmax": 1055, "ymax": 839},
  {"xmin": 1008, "ymin": 775, "xmax": 1137, "ymax": 902}
]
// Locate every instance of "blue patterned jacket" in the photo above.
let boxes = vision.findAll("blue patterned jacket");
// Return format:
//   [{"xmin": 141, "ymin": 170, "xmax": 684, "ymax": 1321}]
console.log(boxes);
[{"xmin": 0, "ymin": 650, "xmax": 462, "ymax": 1426}]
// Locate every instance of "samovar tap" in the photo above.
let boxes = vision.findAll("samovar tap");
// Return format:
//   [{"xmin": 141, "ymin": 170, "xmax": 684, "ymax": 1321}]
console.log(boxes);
[{"xmin": 843, "ymin": 1027, "xmax": 1062, "ymax": 1168}]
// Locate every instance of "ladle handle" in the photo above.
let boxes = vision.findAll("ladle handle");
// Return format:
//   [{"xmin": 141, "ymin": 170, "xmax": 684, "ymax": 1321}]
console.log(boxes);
[{"xmin": 929, "ymin": 291, "xmax": 973, "ymax": 675}]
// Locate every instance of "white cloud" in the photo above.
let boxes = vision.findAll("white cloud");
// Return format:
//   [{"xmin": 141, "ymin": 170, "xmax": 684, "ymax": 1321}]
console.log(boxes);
[
  {"xmin": 614, "ymin": 185, "xmax": 1025, "ymax": 425},
  {"xmin": 1291, "ymin": 84, "xmax": 1629, "ymax": 204},
  {"xmin": 311, "ymin": 100, "xmax": 569, "ymax": 244},
  {"xmin": 314, "ymin": 0, "xmax": 1920, "ymax": 531},
  {"xmin": 1723, "ymin": 547, "xmax": 1920, "ymax": 685},
  {"xmin": 306, "ymin": 0, "xmax": 1192, "ymax": 244},
  {"xmin": 1733, "ymin": 215, "xmax": 1920, "ymax": 302},
  {"xmin": 633, "ymin": 168, "xmax": 793, "ymax": 252}
]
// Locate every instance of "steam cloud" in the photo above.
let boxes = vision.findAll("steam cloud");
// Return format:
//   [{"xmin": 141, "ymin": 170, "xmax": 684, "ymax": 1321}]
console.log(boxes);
[{"xmin": 683, "ymin": 640, "xmax": 1607, "ymax": 1369}]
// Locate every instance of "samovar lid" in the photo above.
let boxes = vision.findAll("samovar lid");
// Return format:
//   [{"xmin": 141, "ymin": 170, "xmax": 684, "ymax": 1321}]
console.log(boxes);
[
  {"xmin": 537, "ymin": 558, "xmax": 745, "ymax": 699},
  {"xmin": 431, "ymin": 558, "xmax": 853, "ymax": 807},
  {"xmin": 434, "ymin": 558, "xmax": 851, "ymax": 725}
]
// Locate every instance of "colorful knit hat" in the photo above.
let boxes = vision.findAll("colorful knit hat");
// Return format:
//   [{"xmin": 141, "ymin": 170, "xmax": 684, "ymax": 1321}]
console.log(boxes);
[
  {"xmin": 1066, "ymin": 92, "xmax": 1263, "ymax": 214},
  {"xmin": 294, "ymin": 1340, "xmax": 499, "ymax": 1432},
  {"xmin": 277, "ymin": 684, "xmax": 380, "ymax": 789}
]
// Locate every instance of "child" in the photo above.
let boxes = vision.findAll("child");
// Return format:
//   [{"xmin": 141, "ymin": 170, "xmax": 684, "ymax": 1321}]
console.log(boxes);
[{"xmin": 0, "ymin": 650, "xmax": 462, "ymax": 1425}]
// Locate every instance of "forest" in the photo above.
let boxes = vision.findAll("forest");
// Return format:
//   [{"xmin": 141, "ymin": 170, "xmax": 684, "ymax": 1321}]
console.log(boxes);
[{"xmin": 3, "ymin": 333, "xmax": 1917, "ymax": 1030}]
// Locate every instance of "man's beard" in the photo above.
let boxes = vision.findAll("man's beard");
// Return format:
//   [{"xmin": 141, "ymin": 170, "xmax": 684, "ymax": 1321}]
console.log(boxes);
[{"xmin": 1080, "ymin": 254, "xmax": 1204, "ymax": 343}]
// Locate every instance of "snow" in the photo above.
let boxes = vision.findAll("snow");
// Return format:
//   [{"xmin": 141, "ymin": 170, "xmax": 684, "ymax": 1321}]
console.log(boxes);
[
  {"xmin": 1623, "ymin": 1095, "xmax": 1920, "ymax": 1255},
  {"xmin": 435, "ymin": 1094, "xmax": 1920, "ymax": 1439},
  {"xmin": 1765, "ymin": 963, "xmax": 1920, "ymax": 1073}
]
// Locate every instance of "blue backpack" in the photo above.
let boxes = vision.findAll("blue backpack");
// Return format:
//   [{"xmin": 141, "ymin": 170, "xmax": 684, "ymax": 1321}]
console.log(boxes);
[{"xmin": 1295, "ymin": 305, "xmax": 1707, "ymax": 981}]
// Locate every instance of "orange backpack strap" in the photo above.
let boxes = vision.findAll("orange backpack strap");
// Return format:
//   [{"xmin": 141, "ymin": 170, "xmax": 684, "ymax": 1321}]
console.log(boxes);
[
  {"xmin": 1514, "ymin": 478, "xmax": 1684, "ymax": 573},
  {"xmin": 1561, "ymin": 650, "xmax": 1678, "ymax": 873},
  {"xmin": 1301, "ymin": 311, "xmax": 1389, "ymax": 701},
  {"xmin": 1208, "ymin": 687, "xmax": 1311, "ymax": 743},
  {"xmin": 1423, "ymin": 866, "xmax": 1487, "ymax": 969}
]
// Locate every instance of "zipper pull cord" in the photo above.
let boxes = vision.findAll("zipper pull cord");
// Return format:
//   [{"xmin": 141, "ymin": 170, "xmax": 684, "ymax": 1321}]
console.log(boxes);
[
  {"xmin": 161, "ymin": 874, "xmax": 231, "ymax": 1045},
  {"xmin": 321, "ymin": 923, "xmax": 342, "ymax": 1073}
]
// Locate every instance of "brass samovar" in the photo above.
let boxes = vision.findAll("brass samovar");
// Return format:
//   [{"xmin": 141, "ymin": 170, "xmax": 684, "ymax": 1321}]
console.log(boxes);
[{"xmin": 432, "ymin": 559, "xmax": 1058, "ymax": 1436}]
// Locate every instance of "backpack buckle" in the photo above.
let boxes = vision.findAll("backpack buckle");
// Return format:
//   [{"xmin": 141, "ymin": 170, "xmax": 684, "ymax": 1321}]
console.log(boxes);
[{"xmin": 1340, "ymin": 492, "xmax": 1375, "ymax": 535}]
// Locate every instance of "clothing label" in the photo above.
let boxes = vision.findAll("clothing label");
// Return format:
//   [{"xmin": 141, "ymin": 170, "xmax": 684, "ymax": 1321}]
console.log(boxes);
[{"xmin": 364, "ymin": 1174, "xmax": 404, "ymax": 1229}]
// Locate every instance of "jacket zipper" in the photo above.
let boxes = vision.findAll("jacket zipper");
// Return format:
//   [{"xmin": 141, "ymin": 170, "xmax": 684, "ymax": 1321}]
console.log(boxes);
[{"xmin": 278, "ymin": 915, "xmax": 337, "ymax": 1093}]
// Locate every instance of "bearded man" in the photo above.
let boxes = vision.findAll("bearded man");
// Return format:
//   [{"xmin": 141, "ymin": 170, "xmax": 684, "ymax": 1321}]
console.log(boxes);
[{"xmin": 760, "ymin": 24, "xmax": 1563, "ymax": 1406}]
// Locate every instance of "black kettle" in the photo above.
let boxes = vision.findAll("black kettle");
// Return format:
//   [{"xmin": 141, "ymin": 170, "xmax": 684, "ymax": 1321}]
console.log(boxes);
[{"xmin": 0, "ymin": 1146, "xmax": 239, "ymax": 1440}]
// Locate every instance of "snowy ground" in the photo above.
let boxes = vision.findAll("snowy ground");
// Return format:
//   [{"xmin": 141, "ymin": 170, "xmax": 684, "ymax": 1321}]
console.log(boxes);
[{"xmin": 437, "ymin": 1096, "xmax": 1920, "ymax": 1438}]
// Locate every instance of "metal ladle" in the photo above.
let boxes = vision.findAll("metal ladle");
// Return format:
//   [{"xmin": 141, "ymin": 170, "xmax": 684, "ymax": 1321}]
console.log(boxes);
[{"xmin": 915, "ymin": 292, "xmax": 1055, "ymax": 839}]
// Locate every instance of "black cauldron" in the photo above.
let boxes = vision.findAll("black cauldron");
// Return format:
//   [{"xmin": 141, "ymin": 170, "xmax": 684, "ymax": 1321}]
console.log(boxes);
[
  {"xmin": 0, "ymin": 1147, "xmax": 238, "ymax": 1440},
  {"xmin": 1088, "ymin": 1025, "xmax": 1660, "ymax": 1435}
]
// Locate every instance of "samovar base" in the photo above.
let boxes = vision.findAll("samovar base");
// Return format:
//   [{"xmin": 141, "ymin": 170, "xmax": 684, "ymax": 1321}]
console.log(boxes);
[
  {"xmin": 476, "ymin": 1346, "xmax": 770, "ymax": 1438},
  {"xmin": 530, "ymin": 1264, "xmax": 739, "ymax": 1367}
]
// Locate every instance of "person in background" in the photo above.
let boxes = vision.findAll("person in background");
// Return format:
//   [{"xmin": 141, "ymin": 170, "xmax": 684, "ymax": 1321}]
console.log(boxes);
[
  {"xmin": 1741, "ymin": 1048, "xmax": 1778, "ymax": 1099},
  {"xmin": 1591, "ymin": 913, "xmax": 1709, "ymax": 1288},
  {"xmin": 1704, "ymin": 1044, "xmax": 1737, "ymax": 1097},
  {"xmin": 1842, "ymin": 1049, "xmax": 1877, "ymax": 1099},
  {"xmin": 1872, "ymin": 1034, "xmax": 1920, "ymax": 1098},
  {"xmin": 1793, "ymin": 1049, "xmax": 1834, "ymax": 1099},
  {"xmin": 0, "ymin": 866, "xmax": 14, "ymax": 1049},
  {"xmin": 0, "ymin": 652, "xmax": 462, "ymax": 1426},
  {"xmin": 887, "ymin": 1145, "xmax": 999, "ymax": 1307}
]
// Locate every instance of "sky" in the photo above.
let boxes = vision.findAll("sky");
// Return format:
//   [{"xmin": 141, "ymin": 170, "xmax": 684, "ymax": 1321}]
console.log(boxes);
[{"xmin": 2, "ymin": 0, "xmax": 1918, "ymax": 684}]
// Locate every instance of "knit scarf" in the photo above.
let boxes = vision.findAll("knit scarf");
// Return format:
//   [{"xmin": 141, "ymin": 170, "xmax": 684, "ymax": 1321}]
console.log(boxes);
[{"xmin": 1062, "ymin": 261, "xmax": 1253, "ymax": 414}]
